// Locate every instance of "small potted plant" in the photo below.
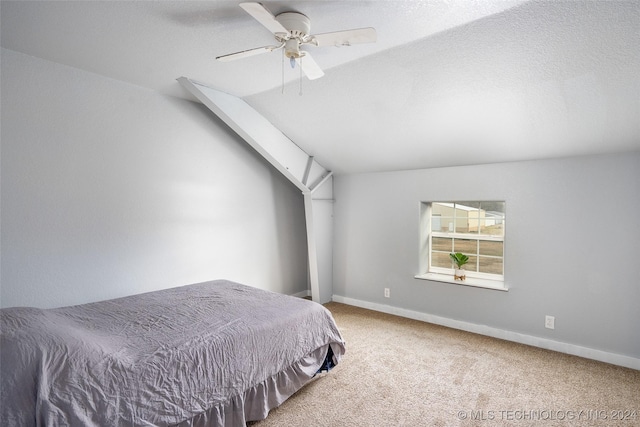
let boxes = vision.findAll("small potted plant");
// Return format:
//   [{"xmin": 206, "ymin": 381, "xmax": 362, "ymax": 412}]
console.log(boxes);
[{"xmin": 449, "ymin": 252, "xmax": 469, "ymax": 281}]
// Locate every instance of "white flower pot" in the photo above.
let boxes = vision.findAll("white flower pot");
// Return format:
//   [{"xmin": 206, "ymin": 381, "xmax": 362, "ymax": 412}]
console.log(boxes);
[{"xmin": 454, "ymin": 268, "xmax": 466, "ymax": 281}]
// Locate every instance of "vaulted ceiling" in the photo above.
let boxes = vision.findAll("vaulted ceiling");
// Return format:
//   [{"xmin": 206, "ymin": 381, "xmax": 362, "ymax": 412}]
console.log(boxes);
[{"xmin": 2, "ymin": 1, "xmax": 639, "ymax": 174}]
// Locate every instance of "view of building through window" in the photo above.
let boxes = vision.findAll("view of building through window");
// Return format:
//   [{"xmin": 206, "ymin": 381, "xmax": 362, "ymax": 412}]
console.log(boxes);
[{"xmin": 427, "ymin": 201, "xmax": 505, "ymax": 279}]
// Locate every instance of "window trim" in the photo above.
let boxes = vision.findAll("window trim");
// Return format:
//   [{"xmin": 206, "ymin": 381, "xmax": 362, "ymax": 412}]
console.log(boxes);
[
  {"xmin": 417, "ymin": 201, "xmax": 507, "ymax": 291},
  {"xmin": 414, "ymin": 272, "xmax": 508, "ymax": 291}
]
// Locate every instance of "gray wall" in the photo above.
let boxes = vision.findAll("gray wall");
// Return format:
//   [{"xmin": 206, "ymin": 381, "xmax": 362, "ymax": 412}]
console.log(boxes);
[
  {"xmin": 333, "ymin": 153, "xmax": 640, "ymax": 360},
  {"xmin": 1, "ymin": 49, "xmax": 308, "ymax": 308}
]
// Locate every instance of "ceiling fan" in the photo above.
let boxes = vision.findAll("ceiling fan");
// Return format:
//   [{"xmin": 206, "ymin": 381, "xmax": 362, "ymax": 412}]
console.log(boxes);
[{"xmin": 216, "ymin": 2, "xmax": 377, "ymax": 80}]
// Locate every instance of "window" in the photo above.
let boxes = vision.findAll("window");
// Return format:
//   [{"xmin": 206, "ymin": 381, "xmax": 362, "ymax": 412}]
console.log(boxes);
[{"xmin": 418, "ymin": 201, "xmax": 506, "ymax": 290}]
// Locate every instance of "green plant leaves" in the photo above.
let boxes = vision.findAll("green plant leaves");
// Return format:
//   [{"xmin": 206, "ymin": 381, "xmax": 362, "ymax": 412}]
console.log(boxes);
[{"xmin": 449, "ymin": 252, "xmax": 469, "ymax": 268}]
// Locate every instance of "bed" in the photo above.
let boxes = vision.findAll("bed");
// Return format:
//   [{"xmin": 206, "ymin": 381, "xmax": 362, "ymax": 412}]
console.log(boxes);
[{"xmin": 0, "ymin": 279, "xmax": 345, "ymax": 426}]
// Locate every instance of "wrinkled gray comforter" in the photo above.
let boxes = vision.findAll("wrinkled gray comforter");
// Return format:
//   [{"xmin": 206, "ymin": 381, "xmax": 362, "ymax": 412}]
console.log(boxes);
[{"xmin": 0, "ymin": 280, "xmax": 345, "ymax": 426}]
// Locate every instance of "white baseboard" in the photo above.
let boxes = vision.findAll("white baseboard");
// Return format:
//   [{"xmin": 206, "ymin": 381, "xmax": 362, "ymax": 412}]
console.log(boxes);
[{"xmin": 331, "ymin": 295, "xmax": 640, "ymax": 371}]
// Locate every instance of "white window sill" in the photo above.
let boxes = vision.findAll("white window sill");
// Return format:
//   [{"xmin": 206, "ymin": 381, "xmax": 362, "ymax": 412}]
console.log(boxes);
[{"xmin": 414, "ymin": 273, "xmax": 508, "ymax": 292}]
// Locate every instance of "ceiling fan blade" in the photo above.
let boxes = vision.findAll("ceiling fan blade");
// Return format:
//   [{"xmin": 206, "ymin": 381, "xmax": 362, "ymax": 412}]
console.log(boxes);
[
  {"xmin": 312, "ymin": 27, "xmax": 377, "ymax": 47},
  {"xmin": 239, "ymin": 2, "xmax": 289, "ymax": 36},
  {"xmin": 216, "ymin": 44, "xmax": 282, "ymax": 62},
  {"xmin": 296, "ymin": 52, "xmax": 324, "ymax": 80}
]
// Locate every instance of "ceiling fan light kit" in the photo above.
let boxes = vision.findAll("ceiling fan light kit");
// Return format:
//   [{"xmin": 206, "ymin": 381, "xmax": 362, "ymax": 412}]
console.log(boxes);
[{"xmin": 216, "ymin": 2, "xmax": 376, "ymax": 81}]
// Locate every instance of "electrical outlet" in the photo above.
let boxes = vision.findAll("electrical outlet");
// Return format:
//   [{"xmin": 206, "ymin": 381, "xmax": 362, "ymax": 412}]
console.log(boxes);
[
  {"xmin": 545, "ymin": 315, "xmax": 555, "ymax": 330},
  {"xmin": 384, "ymin": 288, "xmax": 390, "ymax": 298}
]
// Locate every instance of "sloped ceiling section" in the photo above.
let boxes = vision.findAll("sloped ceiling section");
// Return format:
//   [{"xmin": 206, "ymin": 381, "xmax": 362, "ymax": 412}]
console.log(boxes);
[
  {"xmin": 177, "ymin": 77, "xmax": 331, "ymax": 194},
  {"xmin": 2, "ymin": 1, "xmax": 639, "ymax": 174},
  {"xmin": 0, "ymin": 1, "xmax": 525, "ymax": 98},
  {"xmin": 245, "ymin": 1, "xmax": 640, "ymax": 173}
]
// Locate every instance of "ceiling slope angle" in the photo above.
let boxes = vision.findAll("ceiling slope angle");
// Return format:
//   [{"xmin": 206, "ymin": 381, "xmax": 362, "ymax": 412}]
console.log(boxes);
[
  {"xmin": 216, "ymin": 2, "xmax": 377, "ymax": 81},
  {"xmin": 0, "ymin": 1, "xmax": 529, "ymax": 98},
  {"xmin": 244, "ymin": 0, "xmax": 640, "ymax": 174}
]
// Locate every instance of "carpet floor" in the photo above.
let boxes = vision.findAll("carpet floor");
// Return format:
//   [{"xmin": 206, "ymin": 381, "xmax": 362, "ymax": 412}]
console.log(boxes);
[{"xmin": 249, "ymin": 302, "xmax": 639, "ymax": 426}]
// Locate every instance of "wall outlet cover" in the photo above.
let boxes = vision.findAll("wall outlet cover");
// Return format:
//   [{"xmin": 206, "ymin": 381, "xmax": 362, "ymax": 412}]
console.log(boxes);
[{"xmin": 545, "ymin": 315, "xmax": 555, "ymax": 329}]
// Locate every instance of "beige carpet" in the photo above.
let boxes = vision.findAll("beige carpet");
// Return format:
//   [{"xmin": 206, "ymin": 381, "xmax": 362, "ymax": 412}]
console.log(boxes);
[{"xmin": 249, "ymin": 302, "xmax": 639, "ymax": 426}]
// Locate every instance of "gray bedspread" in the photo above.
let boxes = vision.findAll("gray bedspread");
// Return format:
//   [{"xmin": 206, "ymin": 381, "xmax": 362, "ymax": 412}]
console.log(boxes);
[{"xmin": 0, "ymin": 280, "xmax": 345, "ymax": 426}]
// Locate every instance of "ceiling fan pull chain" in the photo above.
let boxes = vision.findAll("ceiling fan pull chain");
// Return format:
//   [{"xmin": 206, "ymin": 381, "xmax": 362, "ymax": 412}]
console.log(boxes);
[
  {"xmin": 299, "ymin": 56, "xmax": 303, "ymax": 96},
  {"xmin": 281, "ymin": 48, "xmax": 285, "ymax": 94}
]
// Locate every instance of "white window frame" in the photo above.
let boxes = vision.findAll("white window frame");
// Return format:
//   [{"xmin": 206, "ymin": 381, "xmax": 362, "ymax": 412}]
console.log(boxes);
[{"xmin": 416, "ymin": 201, "xmax": 507, "ymax": 291}]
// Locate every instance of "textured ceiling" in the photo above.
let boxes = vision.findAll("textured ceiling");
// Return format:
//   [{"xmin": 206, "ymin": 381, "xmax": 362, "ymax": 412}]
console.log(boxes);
[{"xmin": 2, "ymin": 1, "xmax": 639, "ymax": 174}]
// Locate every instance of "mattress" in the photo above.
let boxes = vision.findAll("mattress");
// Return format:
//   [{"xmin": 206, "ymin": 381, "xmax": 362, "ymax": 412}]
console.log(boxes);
[{"xmin": 0, "ymin": 280, "xmax": 345, "ymax": 426}]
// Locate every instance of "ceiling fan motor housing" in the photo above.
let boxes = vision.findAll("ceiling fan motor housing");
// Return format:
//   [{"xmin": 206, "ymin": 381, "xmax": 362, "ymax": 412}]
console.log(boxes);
[{"xmin": 276, "ymin": 12, "xmax": 313, "ymax": 55}]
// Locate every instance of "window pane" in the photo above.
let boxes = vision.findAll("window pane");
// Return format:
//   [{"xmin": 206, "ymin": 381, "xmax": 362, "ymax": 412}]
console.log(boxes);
[
  {"xmin": 467, "ymin": 213, "xmax": 480, "ymax": 233},
  {"xmin": 432, "ymin": 237, "xmax": 452, "ymax": 252},
  {"xmin": 432, "ymin": 203, "xmax": 453, "ymax": 216},
  {"xmin": 465, "ymin": 255, "xmax": 478, "ymax": 272},
  {"xmin": 479, "ymin": 219, "xmax": 504, "ymax": 236},
  {"xmin": 479, "ymin": 256, "xmax": 503, "ymax": 275},
  {"xmin": 479, "ymin": 241, "xmax": 503, "ymax": 257},
  {"xmin": 455, "ymin": 217, "xmax": 470, "ymax": 233},
  {"xmin": 457, "ymin": 202, "xmax": 480, "ymax": 234},
  {"xmin": 432, "ymin": 216, "xmax": 455, "ymax": 232},
  {"xmin": 431, "ymin": 252, "xmax": 452, "ymax": 268},
  {"xmin": 453, "ymin": 239, "xmax": 476, "ymax": 254}
]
